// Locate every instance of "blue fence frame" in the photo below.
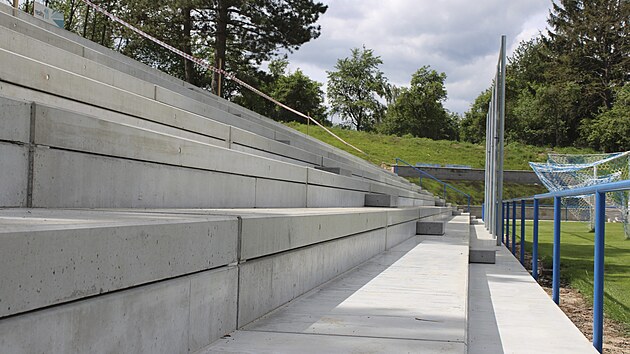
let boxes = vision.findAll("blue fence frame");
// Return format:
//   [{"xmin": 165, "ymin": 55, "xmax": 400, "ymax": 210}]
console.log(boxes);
[
  {"xmin": 503, "ymin": 179, "xmax": 630, "ymax": 353},
  {"xmin": 394, "ymin": 158, "xmax": 472, "ymax": 212}
]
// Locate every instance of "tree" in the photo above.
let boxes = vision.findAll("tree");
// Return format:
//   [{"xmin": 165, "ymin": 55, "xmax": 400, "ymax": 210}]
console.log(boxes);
[
  {"xmin": 380, "ymin": 66, "xmax": 457, "ymax": 140},
  {"xmin": 460, "ymin": 89, "xmax": 491, "ymax": 144},
  {"xmin": 51, "ymin": 0, "xmax": 327, "ymax": 97},
  {"xmin": 271, "ymin": 68, "xmax": 327, "ymax": 124},
  {"xmin": 545, "ymin": 0, "xmax": 629, "ymax": 117},
  {"xmin": 232, "ymin": 59, "xmax": 327, "ymax": 124},
  {"xmin": 586, "ymin": 84, "xmax": 630, "ymax": 151},
  {"xmin": 327, "ymin": 47, "xmax": 390, "ymax": 131}
]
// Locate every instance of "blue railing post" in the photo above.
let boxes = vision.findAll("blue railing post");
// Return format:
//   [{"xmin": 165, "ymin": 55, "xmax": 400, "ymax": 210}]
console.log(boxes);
[
  {"xmin": 467, "ymin": 196, "xmax": 471, "ymax": 213},
  {"xmin": 443, "ymin": 185, "xmax": 447, "ymax": 200},
  {"xmin": 482, "ymin": 203, "xmax": 485, "ymax": 221},
  {"xmin": 512, "ymin": 201, "xmax": 516, "ymax": 255},
  {"xmin": 552, "ymin": 196, "xmax": 561, "ymax": 304},
  {"xmin": 501, "ymin": 202, "xmax": 505, "ymax": 244},
  {"xmin": 593, "ymin": 191, "xmax": 605, "ymax": 353},
  {"xmin": 532, "ymin": 198, "xmax": 539, "ymax": 281},
  {"xmin": 506, "ymin": 202, "xmax": 510, "ymax": 248},
  {"xmin": 520, "ymin": 199, "xmax": 526, "ymax": 265}
]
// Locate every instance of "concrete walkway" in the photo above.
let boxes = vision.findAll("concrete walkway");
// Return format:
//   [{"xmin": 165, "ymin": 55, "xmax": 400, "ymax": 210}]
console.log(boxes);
[
  {"xmin": 200, "ymin": 215, "xmax": 470, "ymax": 353},
  {"xmin": 468, "ymin": 224, "xmax": 598, "ymax": 354}
]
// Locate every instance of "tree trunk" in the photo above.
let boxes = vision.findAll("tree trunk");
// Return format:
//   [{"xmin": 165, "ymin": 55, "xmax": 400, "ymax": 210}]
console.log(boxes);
[
  {"xmin": 182, "ymin": 6, "xmax": 196, "ymax": 85},
  {"xmin": 212, "ymin": 0, "xmax": 229, "ymax": 97}
]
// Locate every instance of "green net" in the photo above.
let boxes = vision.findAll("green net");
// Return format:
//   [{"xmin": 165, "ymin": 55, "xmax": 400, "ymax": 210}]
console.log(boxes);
[{"xmin": 530, "ymin": 152, "xmax": 630, "ymax": 239}]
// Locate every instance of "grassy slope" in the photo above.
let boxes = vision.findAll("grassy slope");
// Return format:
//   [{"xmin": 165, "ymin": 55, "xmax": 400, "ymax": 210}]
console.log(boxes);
[
  {"xmin": 286, "ymin": 122, "xmax": 592, "ymax": 203},
  {"xmin": 518, "ymin": 221, "xmax": 630, "ymax": 333},
  {"xmin": 286, "ymin": 122, "xmax": 594, "ymax": 170}
]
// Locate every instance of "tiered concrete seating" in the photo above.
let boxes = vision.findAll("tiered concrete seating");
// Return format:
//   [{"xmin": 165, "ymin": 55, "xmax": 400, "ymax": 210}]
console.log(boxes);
[{"xmin": 0, "ymin": 5, "xmax": 453, "ymax": 352}]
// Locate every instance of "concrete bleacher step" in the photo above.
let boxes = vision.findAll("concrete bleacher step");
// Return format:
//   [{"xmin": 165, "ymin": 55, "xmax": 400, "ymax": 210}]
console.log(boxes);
[
  {"xmin": 0, "ymin": 10, "xmax": 407, "ymax": 187},
  {"xmin": 468, "ymin": 246, "xmax": 598, "ymax": 353},
  {"xmin": 0, "ymin": 206, "xmax": 446, "ymax": 353},
  {"xmin": 469, "ymin": 224, "xmax": 497, "ymax": 264},
  {"xmin": 200, "ymin": 215, "xmax": 471, "ymax": 353}
]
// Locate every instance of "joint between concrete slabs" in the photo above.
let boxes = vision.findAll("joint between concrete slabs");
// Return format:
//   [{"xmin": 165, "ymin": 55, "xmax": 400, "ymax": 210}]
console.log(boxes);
[{"xmin": 26, "ymin": 102, "xmax": 35, "ymax": 207}]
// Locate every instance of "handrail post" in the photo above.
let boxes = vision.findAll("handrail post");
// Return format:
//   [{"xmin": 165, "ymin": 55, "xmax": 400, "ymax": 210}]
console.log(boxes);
[
  {"xmin": 500, "ymin": 202, "xmax": 505, "ymax": 244},
  {"xmin": 482, "ymin": 203, "xmax": 485, "ymax": 221},
  {"xmin": 468, "ymin": 196, "xmax": 471, "ymax": 213},
  {"xmin": 532, "ymin": 198, "xmax": 539, "ymax": 281},
  {"xmin": 506, "ymin": 202, "xmax": 510, "ymax": 248},
  {"xmin": 593, "ymin": 191, "xmax": 605, "ymax": 353},
  {"xmin": 520, "ymin": 199, "xmax": 526, "ymax": 265},
  {"xmin": 552, "ymin": 196, "xmax": 561, "ymax": 304},
  {"xmin": 512, "ymin": 201, "xmax": 516, "ymax": 255}
]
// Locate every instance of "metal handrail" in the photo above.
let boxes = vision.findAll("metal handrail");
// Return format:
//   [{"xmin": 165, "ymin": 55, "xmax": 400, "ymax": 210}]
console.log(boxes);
[
  {"xmin": 394, "ymin": 158, "xmax": 471, "ymax": 212},
  {"xmin": 503, "ymin": 179, "xmax": 630, "ymax": 353}
]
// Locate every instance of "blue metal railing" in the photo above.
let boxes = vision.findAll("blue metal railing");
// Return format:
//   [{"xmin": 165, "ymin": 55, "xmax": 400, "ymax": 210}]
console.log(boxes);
[
  {"xmin": 503, "ymin": 179, "xmax": 630, "ymax": 353},
  {"xmin": 394, "ymin": 158, "xmax": 471, "ymax": 212}
]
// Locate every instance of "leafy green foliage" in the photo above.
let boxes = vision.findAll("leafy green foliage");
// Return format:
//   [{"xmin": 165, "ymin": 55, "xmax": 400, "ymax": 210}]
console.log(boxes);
[
  {"xmin": 467, "ymin": 0, "xmax": 629, "ymax": 151},
  {"xmin": 586, "ymin": 84, "xmax": 630, "ymax": 151},
  {"xmin": 379, "ymin": 66, "xmax": 458, "ymax": 140},
  {"xmin": 327, "ymin": 47, "xmax": 390, "ymax": 131},
  {"xmin": 459, "ymin": 89, "xmax": 491, "ymax": 144}
]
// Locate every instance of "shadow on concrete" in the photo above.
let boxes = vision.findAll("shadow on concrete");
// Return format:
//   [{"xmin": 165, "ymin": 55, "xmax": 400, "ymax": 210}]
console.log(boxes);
[{"xmin": 468, "ymin": 265, "xmax": 505, "ymax": 354}]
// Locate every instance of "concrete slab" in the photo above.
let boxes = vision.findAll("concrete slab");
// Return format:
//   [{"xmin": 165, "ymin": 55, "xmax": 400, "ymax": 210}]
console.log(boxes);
[
  {"xmin": 0, "ymin": 208, "xmax": 238, "ymax": 317},
  {"xmin": 365, "ymin": 193, "xmax": 398, "ymax": 207},
  {"xmin": 209, "ymin": 216, "xmax": 470, "ymax": 353},
  {"xmin": 0, "ymin": 95, "xmax": 30, "ymax": 144},
  {"xmin": 200, "ymin": 331, "xmax": 464, "ymax": 353},
  {"xmin": 306, "ymin": 185, "xmax": 365, "ymax": 207},
  {"xmin": 468, "ymin": 246, "xmax": 598, "ymax": 354},
  {"xmin": 0, "ymin": 267, "xmax": 237, "ymax": 354},
  {"xmin": 417, "ymin": 221, "xmax": 446, "ymax": 235},
  {"xmin": 0, "ymin": 142, "xmax": 28, "ymax": 207},
  {"xmin": 30, "ymin": 148, "xmax": 257, "ymax": 208},
  {"xmin": 237, "ymin": 228, "xmax": 387, "ymax": 327},
  {"xmin": 469, "ymin": 224, "xmax": 496, "ymax": 264}
]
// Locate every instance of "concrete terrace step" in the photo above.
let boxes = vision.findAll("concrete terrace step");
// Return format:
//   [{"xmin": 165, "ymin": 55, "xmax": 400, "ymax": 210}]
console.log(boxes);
[
  {"xmin": 199, "ymin": 215, "xmax": 471, "ymax": 353},
  {"xmin": 0, "ymin": 12, "xmax": 409, "ymax": 189},
  {"xmin": 0, "ymin": 206, "xmax": 445, "ymax": 353},
  {"xmin": 468, "ymin": 244, "xmax": 598, "ymax": 353}
]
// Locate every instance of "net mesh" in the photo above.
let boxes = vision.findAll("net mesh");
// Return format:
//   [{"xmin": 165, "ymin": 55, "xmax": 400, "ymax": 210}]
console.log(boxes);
[{"xmin": 530, "ymin": 152, "xmax": 630, "ymax": 239}]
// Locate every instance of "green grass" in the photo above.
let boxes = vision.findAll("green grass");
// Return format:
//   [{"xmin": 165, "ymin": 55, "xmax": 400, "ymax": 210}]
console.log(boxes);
[
  {"xmin": 514, "ymin": 220, "xmax": 630, "ymax": 333},
  {"xmin": 286, "ymin": 122, "xmax": 595, "ymax": 170}
]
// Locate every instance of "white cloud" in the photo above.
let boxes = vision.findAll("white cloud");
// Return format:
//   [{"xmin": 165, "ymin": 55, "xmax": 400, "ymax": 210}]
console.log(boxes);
[{"xmin": 284, "ymin": 0, "xmax": 552, "ymax": 115}]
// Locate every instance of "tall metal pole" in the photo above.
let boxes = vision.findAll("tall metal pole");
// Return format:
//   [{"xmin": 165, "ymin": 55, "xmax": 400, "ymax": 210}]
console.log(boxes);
[
  {"xmin": 13, "ymin": 0, "xmax": 19, "ymax": 9},
  {"xmin": 494, "ymin": 35, "xmax": 506, "ymax": 245}
]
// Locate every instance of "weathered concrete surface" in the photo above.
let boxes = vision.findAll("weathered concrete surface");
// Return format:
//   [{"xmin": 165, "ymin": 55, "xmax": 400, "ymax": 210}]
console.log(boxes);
[
  {"xmin": 469, "ymin": 224, "xmax": 496, "ymax": 264},
  {"xmin": 395, "ymin": 165, "xmax": 541, "ymax": 184},
  {"xmin": 417, "ymin": 221, "xmax": 446, "ymax": 235},
  {"xmin": 237, "ymin": 228, "xmax": 388, "ymax": 327},
  {"xmin": 0, "ymin": 95, "xmax": 30, "ymax": 143},
  {"xmin": 202, "ymin": 215, "xmax": 470, "ymax": 353},
  {"xmin": 0, "ymin": 142, "xmax": 28, "ymax": 207},
  {"xmin": 468, "ymin": 246, "xmax": 597, "ymax": 354},
  {"xmin": 0, "ymin": 267, "xmax": 237, "ymax": 354},
  {"xmin": 0, "ymin": 209, "xmax": 238, "ymax": 317},
  {"xmin": 365, "ymin": 193, "xmax": 398, "ymax": 207}
]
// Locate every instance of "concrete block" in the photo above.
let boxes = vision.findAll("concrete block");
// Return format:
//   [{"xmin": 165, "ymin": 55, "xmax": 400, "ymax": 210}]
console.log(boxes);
[
  {"xmin": 0, "ymin": 47, "xmax": 233, "ymax": 143},
  {"xmin": 314, "ymin": 166, "xmax": 352, "ymax": 177},
  {"xmin": 307, "ymin": 168, "xmax": 369, "ymax": 191},
  {"xmin": 385, "ymin": 220, "xmax": 417, "ymax": 249},
  {"xmin": 0, "ymin": 95, "xmax": 30, "ymax": 143},
  {"xmin": 0, "ymin": 209, "xmax": 238, "ymax": 317},
  {"xmin": 416, "ymin": 221, "xmax": 446, "ymax": 235},
  {"xmin": 469, "ymin": 224, "xmax": 497, "ymax": 264},
  {"xmin": 239, "ymin": 210, "xmax": 388, "ymax": 260},
  {"xmin": 365, "ymin": 193, "xmax": 398, "ymax": 208},
  {"xmin": 230, "ymin": 144, "xmax": 313, "ymax": 167},
  {"xmin": 0, "ymin": 142, "xmax": 28, "ymax": 207},
  {"xmin": 231, "ymin": 127, "xmax": 322, "ymax": 166},
  {"xmin": 31, "ymin": 148, "xmax": 257, "ymax": 208},
  {"xmin": 306, "ymin": 185, "xmax": 365, "ymax": 207},
  {"xmin": 254, "ymin": 178, "xmax": 307, "ymax": 208},
  {"xmin": 0, "ymin": 267, "xmax": 237, "ymax": 354},
  {"xmin": 237, "ymin": 228, "xmax": 387, "ymax": 327},
  {"xmin": 386, "ymin": 207, "xmax": 421, "ymax": 225}
]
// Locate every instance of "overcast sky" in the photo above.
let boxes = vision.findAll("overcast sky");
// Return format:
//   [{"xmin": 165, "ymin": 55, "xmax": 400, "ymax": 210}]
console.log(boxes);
[{"xmin": 282, "ymin": 0, "xmax": 553, "ymax": 115}]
